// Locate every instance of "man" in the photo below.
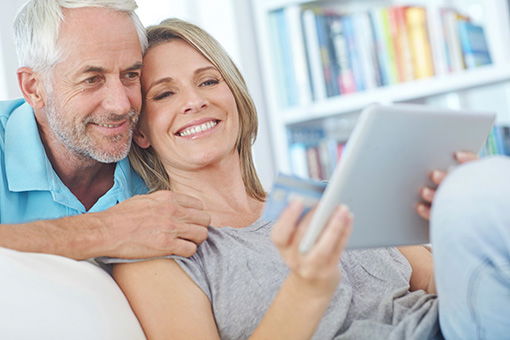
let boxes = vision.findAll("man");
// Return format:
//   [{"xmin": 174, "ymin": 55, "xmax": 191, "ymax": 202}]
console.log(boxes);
[
  {"xmin": 0, "ymin": 0, "xmax": 209, "ymax": 260},
  {"xmin": 0, "ymin": 1, "xmax": 209, "ymax": 338}
]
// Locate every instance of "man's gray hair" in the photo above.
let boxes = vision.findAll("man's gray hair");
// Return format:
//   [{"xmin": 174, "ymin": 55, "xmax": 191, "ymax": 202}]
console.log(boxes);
[{"xmin": 14, "ymin": 0, "xmax": 148, "ymax": 75}]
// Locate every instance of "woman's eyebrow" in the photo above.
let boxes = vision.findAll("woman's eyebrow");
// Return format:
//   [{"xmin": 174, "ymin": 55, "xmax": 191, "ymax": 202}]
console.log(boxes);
[
  {"xmin": 194, "ymin": 66, "xmax": 216, "ymax": 74},
  {"xmin": 146, "ymin": 66, "xmax": 218, "ymax": 92},
  {"xmin": 146, "ymin": 77, "xmax": 174, "ymax": 93}
]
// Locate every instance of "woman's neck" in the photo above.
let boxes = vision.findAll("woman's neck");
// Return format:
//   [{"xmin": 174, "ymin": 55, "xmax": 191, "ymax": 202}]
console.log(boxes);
[{"xmin": 164, "ymin": 153, "xmax": 264, "ymax": 228}]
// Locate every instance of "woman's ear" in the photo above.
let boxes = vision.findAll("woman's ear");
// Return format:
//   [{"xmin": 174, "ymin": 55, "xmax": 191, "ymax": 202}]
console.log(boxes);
[{"xmin": 133, "ymin": 128, "xmax": 151, "ymax": 149}]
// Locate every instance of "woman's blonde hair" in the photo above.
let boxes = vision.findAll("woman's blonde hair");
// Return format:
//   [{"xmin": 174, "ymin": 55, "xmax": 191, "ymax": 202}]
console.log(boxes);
[{"xmin": 129, "ymin": 18, "xmax": 265, "ymax": 201}]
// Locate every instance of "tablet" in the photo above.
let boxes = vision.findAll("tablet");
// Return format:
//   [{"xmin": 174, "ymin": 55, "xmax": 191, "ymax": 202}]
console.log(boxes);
[{"xmin": 299, "ymin": 104, "xmax": 496, "ymax": 253}]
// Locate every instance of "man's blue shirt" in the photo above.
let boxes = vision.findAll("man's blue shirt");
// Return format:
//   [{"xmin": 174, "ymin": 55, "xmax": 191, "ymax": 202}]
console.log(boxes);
[{"xmin": 0, "ymin": 98, "xmax": 148, "ymax": 223}]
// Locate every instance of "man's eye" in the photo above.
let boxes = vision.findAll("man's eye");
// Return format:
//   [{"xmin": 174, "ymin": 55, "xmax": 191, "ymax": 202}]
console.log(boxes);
[
  {"xmin": 200, "ymin": 79, "xmax": 219, "ymax": 87},
  {"xmin": 84, "ymin": 76, "xmax": 101, "ymax": 84},
  {"xmin": 153, "ymin": 91, "xmax": 173, "ymax": 101},
  {"xmin": 125, "ymin": 72, "xmax": 140, "ymax": 80}
]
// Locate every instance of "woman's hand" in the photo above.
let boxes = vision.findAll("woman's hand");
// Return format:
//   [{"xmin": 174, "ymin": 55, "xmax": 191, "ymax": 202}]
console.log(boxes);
[
  {"xmin": 271, "ymin": 201, "xmax": 353, "ymax": 297},
  {"xmin": 417, "ymin": 151, "xmax": 478, "ymax": 220}
]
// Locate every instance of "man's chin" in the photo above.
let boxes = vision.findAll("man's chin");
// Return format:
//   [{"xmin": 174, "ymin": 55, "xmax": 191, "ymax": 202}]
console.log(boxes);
[{"xmin": 87, "ymin": 144, "xmax": 132, "ymax": 163}]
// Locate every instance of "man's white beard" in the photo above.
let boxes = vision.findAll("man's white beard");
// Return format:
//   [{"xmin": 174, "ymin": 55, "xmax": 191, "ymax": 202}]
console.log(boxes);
[{"xmin": 44, "ymin": 96, "xmax": 138, "ymax": 163}]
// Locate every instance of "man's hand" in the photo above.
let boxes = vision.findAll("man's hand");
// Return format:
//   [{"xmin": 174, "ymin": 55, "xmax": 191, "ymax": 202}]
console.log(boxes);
[
  {"xmin": 417, "ymin": 151, "xmax": 478, "ymax": 220},
  {"xmin": 96, "ymin": 190, "xmax": 210, "ymax": 259}
]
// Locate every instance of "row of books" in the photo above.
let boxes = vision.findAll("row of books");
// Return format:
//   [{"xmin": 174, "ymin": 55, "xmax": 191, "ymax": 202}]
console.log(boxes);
[
  {"xmin": 288, "ymin": 125, "xmax": 509, "ymax": 181},
  {"xmin": 441, "ymin": 8, "xmax": 493, "ymax": 73},
  {"xmin": 480, "ymin": 125, "xmax": 510, "ymax": 157},
  {"xmin": 288, "ymin": 128, "xmax": 346, "ymax": 181},
  {"xmin": 270, "ymin": 4, "xmax": 492, "ymax": 108}
]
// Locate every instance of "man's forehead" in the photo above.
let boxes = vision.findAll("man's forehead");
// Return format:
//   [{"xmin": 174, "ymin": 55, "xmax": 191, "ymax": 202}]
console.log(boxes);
[
  {"xmin": 55, "ymin": 7, "xmax": 142, "ymax": 75},
  {"xmin": 58, "ymin": 7, "xmax": 140, "ymax": 50}
]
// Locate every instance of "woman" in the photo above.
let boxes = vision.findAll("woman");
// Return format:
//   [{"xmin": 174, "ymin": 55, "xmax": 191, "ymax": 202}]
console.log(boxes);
[{"xmin": 104, "ymin": 18, "xmax": 443, "ymax": 340}]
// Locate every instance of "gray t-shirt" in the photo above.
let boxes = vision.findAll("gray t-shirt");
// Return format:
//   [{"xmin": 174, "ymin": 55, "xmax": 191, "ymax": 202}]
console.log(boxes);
[{"xmin": 170, "ymin": 219, "xmax": 442, "ymax": 340}]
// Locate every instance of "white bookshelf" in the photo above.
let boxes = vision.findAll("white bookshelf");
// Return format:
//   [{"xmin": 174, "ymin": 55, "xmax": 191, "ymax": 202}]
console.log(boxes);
[{"xmin": 251, "ymin": 0, "xmax": 510, "ymax": 175}]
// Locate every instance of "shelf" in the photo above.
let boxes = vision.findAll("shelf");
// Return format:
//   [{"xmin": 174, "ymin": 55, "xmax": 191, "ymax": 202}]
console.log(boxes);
[
  {"xmin": 251, "ymin": 0, "xmax": 510, "ymax": 175},
  {"xmin": 283, "ymin": 64, "xmax": 510, "ymax": 124}
]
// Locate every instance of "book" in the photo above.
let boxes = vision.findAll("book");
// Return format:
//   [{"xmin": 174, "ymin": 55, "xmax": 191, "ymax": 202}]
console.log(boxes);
[
  {"xmin": 302, "ymin": 9, "xmax": 327, "ymax": 101},
  {"xmin": 405, "ymin": 6, "xmax": 435, "ymax": 79},
  {"xmin": 342, "ymin": 14, "xmax": 366, "ymax": 91},
  {"xmin": 284, "ymin": 5, "xmax": 313, "ymax": 105},
  {"xmin": 289, "ymin": 142, "xmax": 309, "ymax": 178},
  {"xmin": 327, "ymin": 13, "xmax": 356, "ymax": 94},
  {"xmin": 370, "ymin": 8, "xmax": 389, "ymax": 86},
  {"xmin": 353, "ymin": 11, "xmax": 379, "ymax": 89},
  {"xmin": 269, "ymin": 9, "xmax": 298, "ymax": 107},
  {"xmin": 441, "ymin": 8, "xmax": 466, "ymax": 72},
  {"xmin": 315, "ymin": 10, "xmax": 341, "ymax": 97},
  {"xmin": 306, "ymin": 145, "xmax": 323, "ymax": 180},
  {"xmin": 380, "ymin": 8, "xmax": 399, "ymax": 84},
  {"xmin": 458, "ymin": 20, "xmax": 492, "ymax": 68}
]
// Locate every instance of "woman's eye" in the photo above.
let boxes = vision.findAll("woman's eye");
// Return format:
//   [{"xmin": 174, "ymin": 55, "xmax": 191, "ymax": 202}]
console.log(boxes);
[
  {"xmin": 200, "ymin": 79, "xmax": 219, "ymax": 87},
  {"xmin": 153, "ymin": 91, "xmax": 173, "ymax": 101}
]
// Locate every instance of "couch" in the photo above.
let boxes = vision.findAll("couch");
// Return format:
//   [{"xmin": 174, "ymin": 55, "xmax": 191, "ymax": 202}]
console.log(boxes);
[{"xmin": 0, "ymin": 247, "xmax": 145, "ymax": 340}]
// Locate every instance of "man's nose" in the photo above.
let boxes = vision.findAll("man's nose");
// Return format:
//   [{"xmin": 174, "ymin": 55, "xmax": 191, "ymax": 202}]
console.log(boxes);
[{"xmin": 102, "ymin": 78, "xmax": 132, "ymax": 114}]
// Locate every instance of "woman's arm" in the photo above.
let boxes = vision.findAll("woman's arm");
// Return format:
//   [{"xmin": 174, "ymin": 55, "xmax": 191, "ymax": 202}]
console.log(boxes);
[
  {"xmin": 397, "ymin": 245, "xmax": 436, "ymax": 294},
  {"xmin": 114, "ymin": 202, "xmax": 352, "ymax": 340},
  {"xmin": 114, "ymin": 259, "xmax": 220, "ymax": 340},
  {"xmin": 252, "ymin": 202, "xmax": 352, "ymax": 339}
]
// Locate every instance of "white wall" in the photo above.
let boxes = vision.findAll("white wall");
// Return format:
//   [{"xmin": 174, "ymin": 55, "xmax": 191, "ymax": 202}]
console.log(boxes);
[{"xmin": 0, "ymin": 0, "xmax": 25, "ymax": 100}]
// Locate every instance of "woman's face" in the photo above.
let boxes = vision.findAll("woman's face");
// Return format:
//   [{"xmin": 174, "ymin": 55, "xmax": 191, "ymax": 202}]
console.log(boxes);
[{"xmin": 136, "ymin": 39, "xmax": 240, "ymax": 171}]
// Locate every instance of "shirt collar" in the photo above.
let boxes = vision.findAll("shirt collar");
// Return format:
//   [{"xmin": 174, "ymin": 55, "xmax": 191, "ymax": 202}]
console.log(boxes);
[
  {"xmin": 4, "ymin": 103, "xmax": 141, "ymax": 207},
  {"xmin": 5, "ymin": 102, "xmax": 53, "ymax": 192}
]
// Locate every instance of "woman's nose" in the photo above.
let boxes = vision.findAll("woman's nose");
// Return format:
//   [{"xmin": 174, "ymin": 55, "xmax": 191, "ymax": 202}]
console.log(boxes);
[{"xmin": 182, "ymin": 88, "xmax": 208, "ymax": 114}]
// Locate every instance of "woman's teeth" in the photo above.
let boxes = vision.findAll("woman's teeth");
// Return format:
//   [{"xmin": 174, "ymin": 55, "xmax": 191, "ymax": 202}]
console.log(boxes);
[{"xmin": 178, "ymin": 120, "xmax": 217, "ymax": 137}]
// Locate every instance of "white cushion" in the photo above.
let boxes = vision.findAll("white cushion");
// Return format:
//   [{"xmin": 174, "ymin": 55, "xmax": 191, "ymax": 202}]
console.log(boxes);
[{"xmin": 0, "ymin": 247, "xmax": 145, "ymax": 340}]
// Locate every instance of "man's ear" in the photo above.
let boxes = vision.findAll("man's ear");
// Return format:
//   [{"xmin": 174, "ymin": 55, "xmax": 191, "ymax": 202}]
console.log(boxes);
[
  {"xmin": 133, "ymin": 128, "xmax": 151, "ymax": 149},
  {"xmin": 17, "ymin": 67, "xmax": 46, "ymax": 109}
]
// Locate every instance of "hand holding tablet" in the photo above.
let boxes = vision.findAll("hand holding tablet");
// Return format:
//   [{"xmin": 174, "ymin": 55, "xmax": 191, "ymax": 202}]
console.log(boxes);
[
  {"xmin": 263, "ymin": 104, "xmax": 495, "ymax": 253},
  {"xmin": 297, "ymin": 104, "xmax": 495, "ymax": 253}
]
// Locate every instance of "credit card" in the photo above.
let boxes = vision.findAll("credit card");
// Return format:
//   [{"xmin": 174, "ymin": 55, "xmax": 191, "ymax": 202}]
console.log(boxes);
[{"xmin": 262, "ymin": 173, "xmax": 327, "ymax": 222}]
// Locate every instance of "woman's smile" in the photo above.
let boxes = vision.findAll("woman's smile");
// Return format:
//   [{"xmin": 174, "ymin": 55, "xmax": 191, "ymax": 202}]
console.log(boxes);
[{"xmin": 175, "ymin": 118, "xmax": 220, "ymax": 139}]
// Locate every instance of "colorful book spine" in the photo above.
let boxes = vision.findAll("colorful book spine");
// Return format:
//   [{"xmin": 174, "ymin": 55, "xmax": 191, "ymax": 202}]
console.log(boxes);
[
  {"xmin": 284, "ymin": 5, "xmax": 313, "ymax": 105},
  {"xmin": 269, "ymin": 9, "xmax": 300, "ymax": 107},
  {"xmin": 353, "ymin": 11, "xmax": 379, "ymax": 89},
  {"xmin": 380, "ymin": 7, "xmax": 399, "ymax": 84},
  {"xmin": 342, "ymin": 14, "xmax": 366, "ymax": 91},
  {"xmin": 315, "ymin": 10, "xmax": 340, "ymax": 97},
  {"xmin": 391, "ymin": 6, "xmax": 414, "ymax": 82},
  {"xmin": 441, "ymin": 9, "xmax": 467, "ymax": 72},
  {"xmin": 405, "ymin": 6, "xmax": 435, "ymax": 79},
  {"xmin": 327, "ymin": 14, "xmax": 356, "ymax": 94},
  {"xmin": 302, "ymin": 9, "xmax": 327, "ymax": 101},
  {"xmin": 458, "ymin": 20, "xmax": 492, "ymax": 68},
  {"xmin": 370, "ymin": 8, "xmax": 390, "ymax": 86}
]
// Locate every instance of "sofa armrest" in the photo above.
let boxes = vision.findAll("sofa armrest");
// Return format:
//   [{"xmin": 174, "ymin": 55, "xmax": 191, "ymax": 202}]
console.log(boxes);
[{"xmin": 0, "ymin": 247, "xmax": 145, "ymax": 340}]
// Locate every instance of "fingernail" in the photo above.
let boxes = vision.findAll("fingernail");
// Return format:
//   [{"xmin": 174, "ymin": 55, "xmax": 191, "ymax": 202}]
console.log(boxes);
[
  {"xmin": 417, "ymin": 204, "xmax": 427, "ymax": 214},
  {"xmin": 454, "ymin": 151, "xmax": 469, "ymax": 160},
  {"xmin": 336, "ymin": 205, "xmax": 350, "ymax": 219},
  {"xmin": 431, "ymin": 171, "xmax": 442, "ymax": 182}
]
